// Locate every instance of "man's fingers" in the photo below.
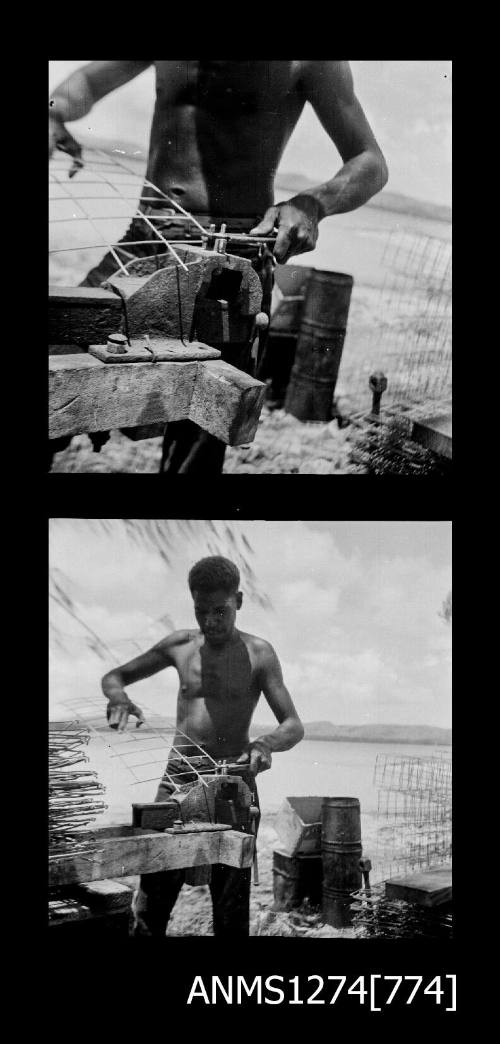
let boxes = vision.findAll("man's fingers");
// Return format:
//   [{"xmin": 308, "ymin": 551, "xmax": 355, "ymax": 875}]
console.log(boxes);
[
  {"xmin": 248, "ymin": 750, "xmax": 272, "ymax": 776},
  {"xmin": 117, "ymin": 708, "xmax": 130, "ymax": 732},
  {"xmin": 108, "ymin": 705, "xmax": 128, "ymax": 730},
  {"xmin": 107, "ymin": 703, "xmax": 134, "ymax": 731},
  {"xmin": 250, "ymin": 206, "xmax": 279, "ymax": 236},
  {"xmin": 55, "ymin": 130, "xmax": 84, "ymax": 178},
  {"xmin": 273, "ymin": 224, "xmax": 295, "ymax": 264},
  {"xmin": 107, "ymin": 700, "xmax": 144, "ymax": 731},
  {"xmin": 236, "ymin": 752, "xmax": 250, "ymax": 764},
  {"xmin": 68, "ymin": 156, "xmax": 84, "ymax": 179},
  {"xmin": 129, "ymin": 703, "xmax": 146, "ymax": 729}
]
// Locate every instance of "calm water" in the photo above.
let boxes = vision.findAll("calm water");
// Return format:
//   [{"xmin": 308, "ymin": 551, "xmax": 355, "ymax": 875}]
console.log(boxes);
[
  {"xmin": 86, "ymin": 735, "xmax": 451, "ymax": 860},
  {"xmin": 256, "ymin": 738, "xmax": 451, "ymax": 813}
]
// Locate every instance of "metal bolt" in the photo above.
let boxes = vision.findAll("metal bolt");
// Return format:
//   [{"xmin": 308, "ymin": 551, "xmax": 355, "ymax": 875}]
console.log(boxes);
[
  {"xmin": 107, "ymin": 332, "xmax": 128, "ymax": 355},
  {"xmin": 216, "ymin": 223, "xmax": 227, "ymax": 254},
  {"xmin": 172, "ymin": 819, "xmax": 184, "ymax": 832},
  {"xmin": 359, "ymin": 856, "xmax": 372, "ymax": 890},
  {"xmin": 369, "ymin": 371, "xmax": 388, "ymax": 415},
  {"xmin": 202, "ymin": 223, "xmax": 216, "ymax": 250}
]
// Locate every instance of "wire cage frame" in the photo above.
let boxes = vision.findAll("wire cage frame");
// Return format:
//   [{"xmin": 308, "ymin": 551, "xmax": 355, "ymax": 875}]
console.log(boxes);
[{"xmin": 49, "ymin": 145, "xmax": 276, "ymax": 285}]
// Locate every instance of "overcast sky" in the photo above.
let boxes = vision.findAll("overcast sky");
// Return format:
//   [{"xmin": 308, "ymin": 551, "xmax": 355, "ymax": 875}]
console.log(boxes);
[
  {"xmin": 49, "ymin": 61, "xmax": 451, "ymax": 206},
  {"xmin": 49, "ymin": 520, "xmax": 452, "ymax": 730}
]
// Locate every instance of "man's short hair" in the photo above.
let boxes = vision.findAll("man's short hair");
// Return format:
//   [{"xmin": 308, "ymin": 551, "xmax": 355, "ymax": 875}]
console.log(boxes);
[{"xmin": 188, "ymin": 556, "xmax": 240, "ymax": 595}]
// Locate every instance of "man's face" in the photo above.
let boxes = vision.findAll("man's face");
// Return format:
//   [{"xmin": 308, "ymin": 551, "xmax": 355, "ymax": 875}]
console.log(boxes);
[{"xmin": 192, "ymin": 587, "xmax": 242, "ymax": 646}]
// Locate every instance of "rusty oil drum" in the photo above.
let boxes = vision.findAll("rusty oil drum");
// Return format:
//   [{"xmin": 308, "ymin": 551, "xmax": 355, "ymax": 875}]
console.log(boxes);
[
  {"xmin": 273, "ymin": 848, "xmax": 322, "ymax": 910},
  {"xmin": 284, "ymin": 270, "xmax": 353, "ymax": 421},
  {"xmin": 321, "ymin": 797, "xmax": 362, "ymax": 928}
]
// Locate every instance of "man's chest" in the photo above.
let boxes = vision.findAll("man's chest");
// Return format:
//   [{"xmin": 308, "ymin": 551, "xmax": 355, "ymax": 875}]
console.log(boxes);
[
  {"xmin": 176, "ymin": 638, "xmax": 259, "ymax": 703},
  {"xmin": 153, "ymin": 60, "xmax": 301, "ymax": 114}
]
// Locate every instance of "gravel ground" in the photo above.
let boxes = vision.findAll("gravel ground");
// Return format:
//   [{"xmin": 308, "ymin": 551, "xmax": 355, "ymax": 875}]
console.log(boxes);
[{"xmin": 50, "ymin": 404, "xmax": 365, "ymax": 475}]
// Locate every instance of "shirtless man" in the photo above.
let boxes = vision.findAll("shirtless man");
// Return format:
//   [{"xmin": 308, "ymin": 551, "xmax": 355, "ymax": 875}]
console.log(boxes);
[
  {"xmin": 49, "ymin": 61, "xmax": 388, "ymax": 471},
  {"xmin": 101, "ymin": 555, "xmax": 304, "ymax": 937}
]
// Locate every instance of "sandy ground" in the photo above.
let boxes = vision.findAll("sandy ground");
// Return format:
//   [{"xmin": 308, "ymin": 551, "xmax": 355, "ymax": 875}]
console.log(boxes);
[{"xmin": 50, "ymin": 405, "xmax": 362, "ymax": 475}]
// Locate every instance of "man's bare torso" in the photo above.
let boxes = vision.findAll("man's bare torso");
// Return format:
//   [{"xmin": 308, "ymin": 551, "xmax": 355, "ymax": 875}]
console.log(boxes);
[
  {"xmin": 146, "ymin": 60, "xmax": 307, "ymax": 218},
  {"xmin": 168, "ymin": 628, "xmax": 264, "ymax": 758}
]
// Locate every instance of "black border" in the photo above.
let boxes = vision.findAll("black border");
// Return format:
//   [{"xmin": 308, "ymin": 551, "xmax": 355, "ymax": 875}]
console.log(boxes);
[{"xmin": 41, "ymin": 45, "xmax": 460, "ymax": 1027}]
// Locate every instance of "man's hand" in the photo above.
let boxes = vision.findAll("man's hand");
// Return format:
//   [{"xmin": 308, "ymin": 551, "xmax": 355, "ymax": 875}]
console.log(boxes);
[
  {"xmin": 49, "ymin": 111, "xmax": 84, "ymax": 178},
  {"xmin": 251, "ymin": 194, "xmax": 324, "ymax": 264},
  {"xmin": 106, "ymin": 694, "xmax": 146, "ymax": 731},
  {"xmin": 236, "ymin": 741, "xmax": 272, "ymax": 776}
]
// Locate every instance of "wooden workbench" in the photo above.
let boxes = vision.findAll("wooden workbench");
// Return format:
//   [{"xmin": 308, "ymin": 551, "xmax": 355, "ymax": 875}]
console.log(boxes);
[{"xmin": 49, "ymin": 823, "xmax": 254, "ymax": 889}]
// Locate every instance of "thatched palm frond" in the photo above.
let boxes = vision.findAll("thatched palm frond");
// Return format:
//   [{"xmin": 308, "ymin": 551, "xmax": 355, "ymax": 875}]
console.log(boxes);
[{"xmin": 50, "ymin": 519, "xmax": 271, "ymax": 663}]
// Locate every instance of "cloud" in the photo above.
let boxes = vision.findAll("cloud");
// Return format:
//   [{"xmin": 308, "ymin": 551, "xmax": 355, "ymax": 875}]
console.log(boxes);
[{"xmin": 50, "ymin": 520, "xmax": 451, "ymax": 729}]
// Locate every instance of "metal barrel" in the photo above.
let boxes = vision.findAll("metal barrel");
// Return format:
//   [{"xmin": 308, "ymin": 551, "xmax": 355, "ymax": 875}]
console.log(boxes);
[
  {"xmin": 321, "ymin": 797, "xmax": 362, "ymax": 928},
  {"xmin": 270, "ymin": 264, "xmax": 313, "ymax": 337},
  {"xmin": 284, "ymin": 270, "xmax": 353, "ymax": 421},
  {"xmin": 272, "ymin": 848, "xmax": 322, "ymax": 910}
]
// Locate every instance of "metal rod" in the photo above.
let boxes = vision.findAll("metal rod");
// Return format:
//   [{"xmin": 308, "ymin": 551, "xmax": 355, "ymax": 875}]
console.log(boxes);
[
  {"xmin": 138, "ymin": 211, "xmax": 189, "ymax": 272},
  {"xmin": 50, "ymin": 169, "xmax": 131, "ymax": 276},
  {"xmin": 49, "ymin": 216, "xmax": 276, "ymax": 242},
  {"xmin": 91, "ymin": 147, "xmax": 209, "ymax": 236},
  {"xmin": 70, "ymin": 157, "xmax": 191, "ymax": 273}
]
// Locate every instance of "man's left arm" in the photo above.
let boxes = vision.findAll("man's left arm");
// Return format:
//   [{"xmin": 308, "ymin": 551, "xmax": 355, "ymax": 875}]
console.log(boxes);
[
  {"xmin": 252, "ymin": 60, "xmax": 388, "ymax": 263},
  {"xmin": 238, "ymin": 643, "xmax": 304, "ymax": 775}
]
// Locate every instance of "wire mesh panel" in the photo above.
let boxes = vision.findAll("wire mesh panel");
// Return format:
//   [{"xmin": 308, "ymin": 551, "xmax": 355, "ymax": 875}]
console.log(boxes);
[
  {"xmin": 51, "ymin": 693, "xmax": 221, "ymax": 792},
  {"xmin": 339, "ymin": 228, "xmax": 452, "ymax": 412},
  {"xmin": 371, "ymin": 752, "xmax": 452, "ymax": 884},
  {"xmin": 49, "ymin": 146, "xmax": 275, "ymax": 286}
]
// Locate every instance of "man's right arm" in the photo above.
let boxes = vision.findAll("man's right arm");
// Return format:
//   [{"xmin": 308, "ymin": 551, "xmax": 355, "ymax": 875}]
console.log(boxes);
[
  {"xmin": 101, "ymin": 631, "xmax": 177, "ymax": 731},
  {"xmin": 50, "ymin": 61, "xmax": 152, "ymax": 123},
  {"xmin": 49, "ymin": 61, "xmax": 152, "ymax": 172}
]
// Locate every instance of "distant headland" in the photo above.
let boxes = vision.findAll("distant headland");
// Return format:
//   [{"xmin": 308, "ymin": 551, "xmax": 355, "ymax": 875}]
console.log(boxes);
[{"xmin": 250, "ymin": 721, "xmax": 452, "ymax": 745}]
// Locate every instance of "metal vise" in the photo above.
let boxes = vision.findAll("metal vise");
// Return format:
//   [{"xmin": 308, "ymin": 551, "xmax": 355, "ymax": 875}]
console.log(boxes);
[
  {"xmin": 96, "ymin": 245, "xmax": 264, "ymax": 361},
  {"xmin": 131, "ymin": 764, "xmax": 259, "ymax": 886},
  {"xmin": 132, "ymin": 767, "xmax": 256, "ymax": 834}
]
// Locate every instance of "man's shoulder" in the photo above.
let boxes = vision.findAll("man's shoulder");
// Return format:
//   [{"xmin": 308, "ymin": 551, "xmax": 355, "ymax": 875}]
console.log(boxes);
[
  {"xmin": 299, "ymin": 60, "xmax": 349, "ymax": 88},
  {"xmin": 239, "ymin": 632, "xmax": 275, "ymax": 659},
  {"xmin": 160, "ymin": 629, "xmax": 198, "ymax": 652}
]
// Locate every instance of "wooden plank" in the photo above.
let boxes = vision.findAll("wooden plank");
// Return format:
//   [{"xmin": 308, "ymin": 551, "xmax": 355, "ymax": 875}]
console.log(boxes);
[
  {"xmin": 385, "ymin": 864, "xmax": 452, "ymax": 907},
  {"xmin": 48, "ymin": 903, "xmax": 130, "ymax": 931},
  {"xmin": 48, "ymin": 827, "xmax": 254, "ymax": 887},
  {"xmin": 189, "ymin": 359, "xmax": 265, "ymax": 445},
  {"xmin": 219, "ymin": 830, "xmax": 254, "ymax": 869},
  {"xmin": 49, "ymin": 899, "xmax": 90, "ymax": 923},
  {"xmin": 49, "ymin": 343, "xmax": 86, "ymax": 356},
  {"xmin": 74, "ymin": 879, "xmax": 134, "ymax": 911},
  {"xmin": 49, "ymin": 287, "xmax": 124, "ymax": 347},
  {"xmin": 411, "ymin": 413, "xmax": 452, "ymax": 460},
  {"xmin": 49, "ymin": 354, "xmax": 197, "ymax": 438},
  {"xmin": 49, "ymin": 354, "xmax": 265, "ymax": 444}
]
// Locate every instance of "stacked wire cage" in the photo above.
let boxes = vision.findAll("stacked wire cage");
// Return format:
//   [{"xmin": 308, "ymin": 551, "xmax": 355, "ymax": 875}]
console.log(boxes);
[
  {"xmin": 342, "ymin": 228, "xmax": 452, "ymax": 475},
  {"xmin": 351, "ymin": 751, "xmax": 452, "ymax": 938},
  {"xmin": 49, "ymin": 721, "xmax": 107, "ymax": 852}
]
